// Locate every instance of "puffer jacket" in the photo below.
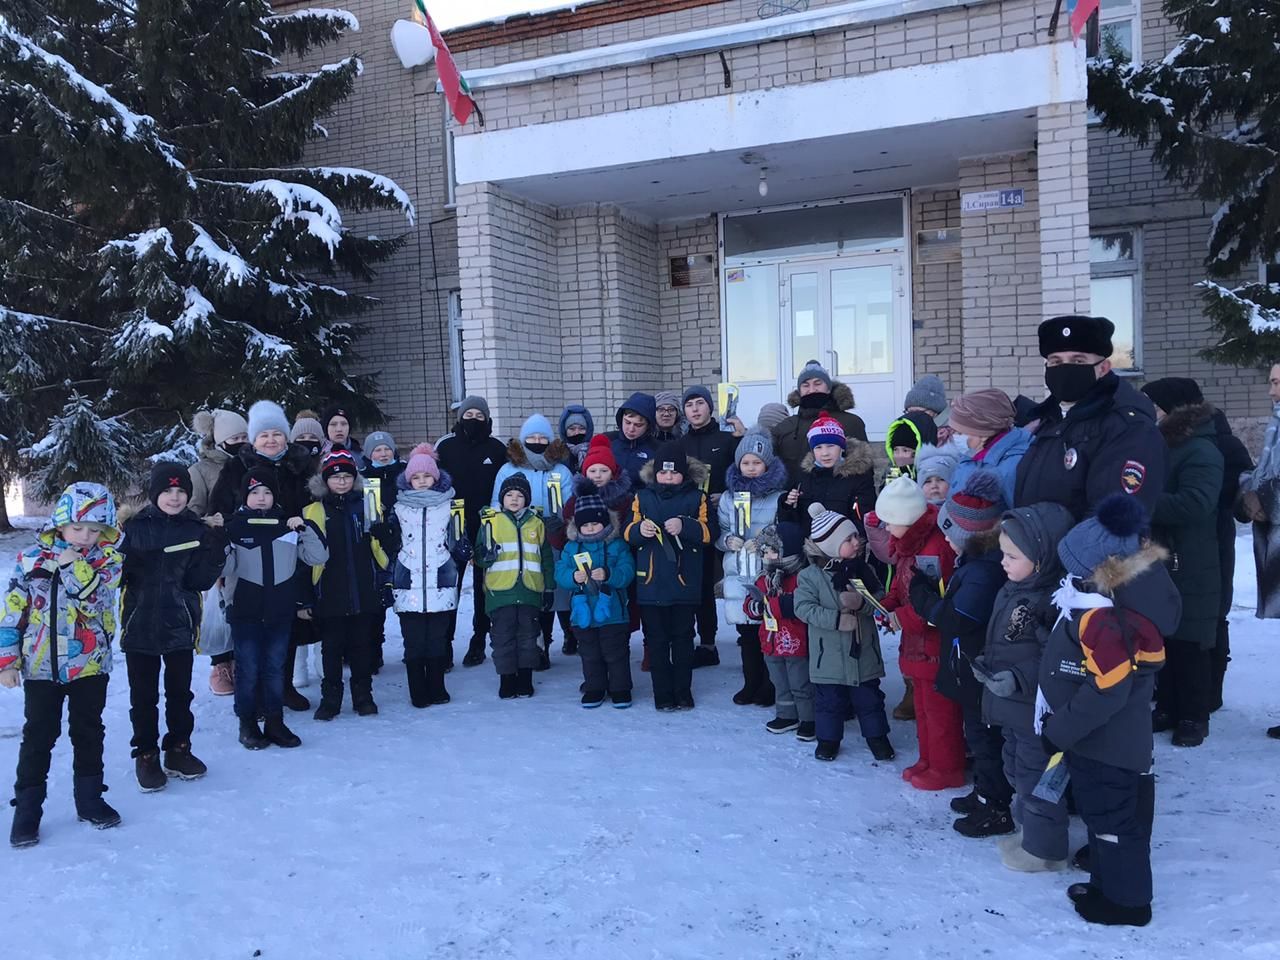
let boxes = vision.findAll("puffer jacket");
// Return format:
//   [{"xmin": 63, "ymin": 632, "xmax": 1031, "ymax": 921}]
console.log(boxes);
[
  {"xmin": 742, "ymin": 561, "xmax": 808, "ymax": 657},
  {"xmin": 624, "ymin": 459, "xmax": 712, "ymax": 605},
  {"xmin": 949, "ymin": 427, "xmax": 1032, "ymax": 511},
  {"xmin": 716, "ymin": 456, "xmax": 789, "ymax": 625},
  {"xmin": 302, "ymin": 475, "xmax": 395, "ymax": 619},
  {"xmin": 980, "ymin": 502, "xmax": 1075, "ymax": 730},
  {"xmin": 120, "ymin": 505, "xmax": 228, "ymax": 655},
  {"xmin": 1039, "ymin": 543, "xmax": 1179, "ymax": 772},
  {"xmin": 223, "ymin": 507, "xmax": 328, "ymax": 622},
  {"xmin": 0, "ymin": 483, "xmax": 122, "ymax": 682},
  {"xmin": 1150, "ymin": 403, "xmax": 1224, "ymax": 649},
  {"xmin": 189, "ymin": 438, "xmax": 235, "ymax": 516},
  {"xmin": 209, "ymin": 441, "xmax": 317, "ymax": 519},
  {"xmin": 607, "ymin": 392, "xmax": 658, "ymax": 488},
  {"xmin": 491, "ymin": 439, "xmax": 575, "ymax": 517},
  {"xmin": 554, "ymin": 520, "xmax": 635, "ymax": 626},
  {"xmin": 783, "ymin": 441, "xmax": 877, "ymax": 526},
  {"xmin": 391, "ymin": 470, "xmax": 472, "ymax": 614},
  {"xmin": 923, "ymin": 531, "xmax": 1006, "ymax": 707},
  {"xmin": 879, "ymin": 504, "xmax": 956, "ymax": 680},
  {"xmin": 772, "ymin": 382, "xmax": 869, "ymax": 478},
  {"xmin": 794, "ymin": 549, "xmax": 885, "ymax": 686}
]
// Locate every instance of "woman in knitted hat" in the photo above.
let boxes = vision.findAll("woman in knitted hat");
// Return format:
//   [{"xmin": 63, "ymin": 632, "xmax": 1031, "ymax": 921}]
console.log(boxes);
[
  {"xmin": 492, "ymin": 414, "xmax": 576, "ymax": 669},
  {"xmin": 947, "ymin": 389, "xmax": 1032, "ymax": 509},
  {"xmin": 391, "ymin": 443, "xmax": 471, "ymax": 708},
  {"xmin": 717, "ymin": 426, "xmax": 790, "ymax": 707},
  {"xmin": 874, "ymin": 476, "xmax": 963, "ymax": 790},
  {"xmin": 1038, "ymin": 495, "xmax": 1180, "ymax": 927},
  {"xmin": 917, "ymin": 473, "xmax": 1012, "ymax": 835},
  {"xmin": 189, "ymin": 409, "xmax": 248, "ymax": 516}
]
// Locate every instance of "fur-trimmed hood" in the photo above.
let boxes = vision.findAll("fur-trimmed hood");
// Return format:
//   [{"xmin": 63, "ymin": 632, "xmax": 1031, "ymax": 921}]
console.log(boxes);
[
  {"xmin": 638, "ymin": 455, "xmax": 710, "ymax": 489},
  {"xmin": 309, "ymin": 472, "xmax": 365, "ymax": 498},
  {"xmin": 959, "ymin": 526, "xmax": 1003, "ymax": 557},
  {"xmin": 724, "ymin": 454, "xmax": 790, "ymax": 497},
  {"xmin": 1091, "ymin": 542, "xmax": 1167, "ymax": 595},
  {"xmin": 1088, "ymin": 541, "xmax": 1182, "ymax": 637},
  {"xmin": 565, "ymin": 512, "xmax": 623, "ymax": 543},
  {"xmin": 800, "ymin": 438, "xmax": 876, "ymax": 476},
  {"xmin": 197, "ymin": 435, "xmax": 235, "ymax": 466},
  {"xmin": 785, "ymin": 380, "xmax": 856, "ymax": 413},
  {"xmin": 1158, "ymin": 401, "xmax": 1216, "ymax": 446},
  {"xmin": 505, "ymin": 437, "xmax": 573, "ymax": 469}
]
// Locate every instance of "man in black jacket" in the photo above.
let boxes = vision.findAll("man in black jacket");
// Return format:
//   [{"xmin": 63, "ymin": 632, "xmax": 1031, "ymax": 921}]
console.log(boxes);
[
  {"xmin": 1014, "ymin": 316, "xmax": 1164, "ymax": 521},
  {"xmin": 435, "ymin": 396, "xmax": 508, "ymax": 667},
  {"xmin": 677, "ymin": 386, "xmax": 744, "ymax": 665}
]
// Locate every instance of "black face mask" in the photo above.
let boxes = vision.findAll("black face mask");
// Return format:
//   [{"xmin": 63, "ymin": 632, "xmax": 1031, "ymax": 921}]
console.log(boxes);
[
  {"xmin": 456, "ymin": 418, "xmax": 491, "ymax": 441},
  {"xmin": 566, "ymin": 430, "xmax": 587, "ymax": 443},
  {"xmin": 798, "ymin": 392, "xmax": 829, "ymax": 411},
  {"xmin": 221, "ymin": 441, "xmax": 246, "ymax": 457},
  {"xmin": 524, "ymin": 441, "xmax": 550, "ymax": 455},
  {"xmin": 1045, "ymin": 362, "xmax": 1102, "ymax": 404}
]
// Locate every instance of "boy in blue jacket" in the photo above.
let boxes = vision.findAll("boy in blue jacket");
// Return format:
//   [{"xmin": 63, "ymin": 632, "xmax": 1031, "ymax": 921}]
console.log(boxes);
[
  {"xmin": 556, "ymin": 478, "xmax": 636, "ymax": 708},
  {"xmin": 624, "ymin": 443, "xmax": 711, "ymax": 711}
]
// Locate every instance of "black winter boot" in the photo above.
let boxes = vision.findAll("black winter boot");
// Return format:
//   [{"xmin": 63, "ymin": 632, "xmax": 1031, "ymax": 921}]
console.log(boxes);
[
  {"xmin": 536, "ymin": 645, "xmax": 551, "ymax": 672},
  {"xmin": 953, "ymin": 799, "xmax": 1016, "ymax": 838},
  {"xmin": 1172, "ymin": 719, "xmax": 1207, "ymax": 747},
  {"xmin": 73, "ymin": 776, "xmax": 121, "ymax": 829},
  {"xmin": 406, "ymin": 660, "xmax": 430, "ymax": 708},
  {"xmin": 563, "ymin": 631, "xmax": 578, "ymax": 656},
  {"xmin": 162, "ymin": 744, "xmax": 207, "ymax": 780},
  {"xmin": 314, "ymin": 680, "xmax": 343, "ymax": 721},
  {"xmin": 795, "ymin": 721, "xmax": 817, "ymax": 742},
  {"xmin": 1071, "ymin": 885, "xmax": 1152, "ymax": 927},
  {"xmin": 733, "ymin": 637, "xmax": 761, "ymax": 705},
  {"xmin": 516, "ymin": 667, "xmax": 535, "ymax": 698},
  {"xmin": 351, "ymin": 679, "xmax": 379, "ymax": 716},
  {"xmin": 135, "ymin": 752, "xmax": 167, "ymax": 792},
  {"xmin": 9, "ymin": 785, "xmax": 45, "ymax": 848},
  {"xmin": 1151, "ymin": 708, "xmax": 1175, "ymax": 733},
  {"xmin": 426, "ymin": 657, "xmax": 451, "ymax": 705},
  {"xmin": 814, "ymin": 740, "xmax": 840, "ymax": 762},
  {"xmin": 692, "ymin": 643, "xmax": 719, "ymax": 668},
  {"xmin": 239, "ymin": 716, "xmax": 270, "ymax": 750},
  {"xmin": 263, "ymin": 713, "xmax": 302, "ymax": 748},
  {"xmin": 1072, "ymin": 844, "xmax": 1091, "ymax": 872},
  {"xmin": 499, "ymin": 674, "xmax": 518, "ymax": 699},
  {"xmin": 463, "ymin": 636, "xmax": 487, "ymax": 667},
  {"xmin": 283, "ymin": 684, "xmax": 311, "ymax": 713},
  {"xmin": 765, "ymin": 717, "xmax": 800, "ymax": 734},
  {"xmin": 950, "ymin": 788, "xmax": 982, "ymax": 815},
  {"xmin": 866, "ymin": 736, "xmax": 896, "ymax": 762}
]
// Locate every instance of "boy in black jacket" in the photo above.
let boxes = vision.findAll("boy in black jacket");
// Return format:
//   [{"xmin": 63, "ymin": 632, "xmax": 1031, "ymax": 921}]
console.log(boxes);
[
  {"xmin": 360, "ymin": 429, "xmax": 406, "ymax": 673},
  {"xmin": 223, "ymin": 473, "xmax": 328, "ymax": 749},
  {"xmin": 120, "ymin": 463, "xmax": 228, "ymax": 791},
  {"xmin": 302, "ymin": 451, "xmax": 399, "ymax": 721},
  {"xmin": 624, "ymin": 444, "xmax": 711, "ymax": 710}
]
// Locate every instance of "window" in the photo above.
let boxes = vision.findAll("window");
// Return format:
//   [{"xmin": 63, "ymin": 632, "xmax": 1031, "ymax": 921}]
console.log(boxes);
[
  {"xmin": 448, "ymin": 290, "xmax": 465, "ymax": 403},
  {"xmin": 1098, "ymin": 0, "xmax": 1140, "ymax": 62},
  {"xmin": 1090, "ymin": 230, "xmax": 1141, "ymax": 371},
  {"xmin": 444, "ymin": 100, "xmax": 458, "ymax": 208}
]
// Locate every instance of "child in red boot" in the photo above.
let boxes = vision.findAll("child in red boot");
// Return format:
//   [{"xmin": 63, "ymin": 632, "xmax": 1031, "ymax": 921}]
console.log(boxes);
[{"xmin": 877, "ymin": 476, "xmax": 962, "ymax": 790}]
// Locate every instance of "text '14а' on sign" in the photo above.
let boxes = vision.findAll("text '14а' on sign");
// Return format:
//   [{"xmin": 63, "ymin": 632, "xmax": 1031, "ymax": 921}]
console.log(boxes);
[{"xmin": 960, "ymin": 189, "xmax": 1026, "ymax": 214}]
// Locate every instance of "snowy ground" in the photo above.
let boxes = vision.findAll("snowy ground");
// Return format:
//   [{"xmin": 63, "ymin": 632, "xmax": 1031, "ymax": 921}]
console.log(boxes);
[{"xmin": 1, "ymin": 518, "xmax": 1278, "ymax": 960}]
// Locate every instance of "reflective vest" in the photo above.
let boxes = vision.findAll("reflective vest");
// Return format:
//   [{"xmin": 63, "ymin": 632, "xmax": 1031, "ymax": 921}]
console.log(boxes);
[{"xmin": 480, "ymin": 508, "xmax": 546, "ymax": 594}]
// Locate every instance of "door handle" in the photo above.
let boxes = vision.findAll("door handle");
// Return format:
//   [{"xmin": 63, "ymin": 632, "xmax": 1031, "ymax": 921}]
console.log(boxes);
[{"xmin": 829, "ymin": 349, "xmax": 839, "ymax": 374}]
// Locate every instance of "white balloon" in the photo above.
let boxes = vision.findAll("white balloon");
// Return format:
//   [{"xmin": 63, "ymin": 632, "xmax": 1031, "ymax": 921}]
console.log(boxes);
[{"xmin": 390, "ymin": 19, "xmax": 435, "ymax": 70}]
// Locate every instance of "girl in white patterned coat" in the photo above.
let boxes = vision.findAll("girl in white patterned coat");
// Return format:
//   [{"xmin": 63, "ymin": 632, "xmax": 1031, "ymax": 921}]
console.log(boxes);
[{"xmin": 391, "ymin": 444, "xmax": 471, "ymax": 707}]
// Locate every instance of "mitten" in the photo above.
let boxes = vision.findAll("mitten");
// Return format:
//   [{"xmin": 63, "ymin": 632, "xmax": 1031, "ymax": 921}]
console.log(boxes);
[
  {"xmin": 908, "ymin": 569, "xmax": 939, "ymax": 618},
  {"xmin": 837, "ymin": 611, "xmax": 857, "ymax": 632},
  {"xmin": 838, "ymin": 590, "xmax": 862, "ymax": 611},
  {"xmin": 979, "ymin": 669, "xmax": 1018, "ymax": 698}
]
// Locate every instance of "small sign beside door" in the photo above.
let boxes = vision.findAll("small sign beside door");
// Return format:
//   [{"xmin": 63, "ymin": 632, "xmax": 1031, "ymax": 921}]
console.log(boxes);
[{"xmin": 961, "ymin": 188, "xmax": 1025, "ymax": 214}]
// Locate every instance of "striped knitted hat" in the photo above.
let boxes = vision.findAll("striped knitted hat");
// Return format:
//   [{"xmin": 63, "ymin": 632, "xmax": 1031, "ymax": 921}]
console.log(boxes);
[
  {"xmin": 937, "ymin": 471, "xmax": 1005, "ymax": 553},
  {"xmin": 808, "ymin": 502, "xmax": 858, "ymax": 559},
  {"xmin": 807, "ymin": 413, "xmax": 846, "ymax": 450},
  {"xmin": 320, "ymin": 450, "xmax": 359, "ymax": 481}
]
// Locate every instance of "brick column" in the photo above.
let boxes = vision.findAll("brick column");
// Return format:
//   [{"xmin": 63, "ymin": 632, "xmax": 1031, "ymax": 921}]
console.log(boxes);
[
  {"xmin": 1036, "ymin": 102, "xmax": 1092, "ymax": 320},
  {"xmin": 958, "ymin": 152, "xmax": 1044, "ymax": 398}
]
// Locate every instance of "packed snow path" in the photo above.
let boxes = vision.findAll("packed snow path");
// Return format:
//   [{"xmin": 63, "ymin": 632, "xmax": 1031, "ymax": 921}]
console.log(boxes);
[{"xmin": 1, "ymin": 523, "xmax": 1277, "ymax": 959}]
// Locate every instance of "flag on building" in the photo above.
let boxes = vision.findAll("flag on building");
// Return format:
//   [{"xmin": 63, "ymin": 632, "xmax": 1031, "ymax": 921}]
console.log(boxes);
[
  {"xmin": 414, "ymin": 1, "xmax": 477, "ymax": 126},
  {"xmin": 1069, "ymin": 0, "xmax": 1101, "ymax": 40}
]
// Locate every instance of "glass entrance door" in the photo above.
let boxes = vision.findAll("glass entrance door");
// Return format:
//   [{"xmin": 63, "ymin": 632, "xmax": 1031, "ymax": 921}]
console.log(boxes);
[{"xmin": 781, "ymin": 255, "xmax": 908, "ymax": 441}]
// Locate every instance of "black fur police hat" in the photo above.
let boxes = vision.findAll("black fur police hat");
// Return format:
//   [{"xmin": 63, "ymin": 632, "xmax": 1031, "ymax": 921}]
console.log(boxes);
[{"xmin": 1037, "ymin": 315, "xmax": 1114, "ymax": 359}]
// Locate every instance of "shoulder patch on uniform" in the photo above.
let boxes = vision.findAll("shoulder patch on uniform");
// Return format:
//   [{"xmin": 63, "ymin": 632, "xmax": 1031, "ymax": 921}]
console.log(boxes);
[{"xmin": 1121, "ymin": 460, "xmax": 1146, "ymax": 495}]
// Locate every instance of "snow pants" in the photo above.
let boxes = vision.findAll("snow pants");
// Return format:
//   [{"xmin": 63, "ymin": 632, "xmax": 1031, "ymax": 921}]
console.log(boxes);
[
  {"xmin": 489, "ymin": 605, "xmax": 542, "ymax": 675},
  {"xmin": 14, "ymin": 676, "xmax": 109, "ymax": 791},
  {"xmin": 765, "ymin": 655, "xmax": 813, "ymax": 723},
  {"xmin": 1067, "ymin": 753, "xmax": 1156, "ymax": 908},
  {"xmin": 640, "ymin": 605, "xmax": 696, "ymax": 706},
  {"xmin": 578, "ymin": 624, "xmax": 633, "ymax": 696},
  {"xmin": 1002, "ymin": 726, "xmax": 1069, "ymax": 861},
  {"xmin": 964, "ymin": 703, "xmax": 1013, "ymax": 807},
  {"xmin": 814, "ymin": 680, "xmax": 887, "ymax": 743},
  {"xmin": 1156, "ymin": 636, "xmax": 1213, "ymax": 726},
  {"xmin": 911, "ymin": 675, "xmax": 964, "ymax": 776},
  {"xmin": 126, "ymin": 651, "xmax": 195, "ymax": 758}
]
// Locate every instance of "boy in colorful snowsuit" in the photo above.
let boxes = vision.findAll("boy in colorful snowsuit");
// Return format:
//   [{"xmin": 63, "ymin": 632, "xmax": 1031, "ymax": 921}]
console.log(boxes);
[
  {"xmin": 2, "ymin": 483, "xmax": 124, "ymax": 847},
  {"xmin": 556, "ymin": 477, "xmax": 636, "ymax": 707},
  {"xmin": 476, "ymin": 473, "xmax": 556, "ymax": 699}
]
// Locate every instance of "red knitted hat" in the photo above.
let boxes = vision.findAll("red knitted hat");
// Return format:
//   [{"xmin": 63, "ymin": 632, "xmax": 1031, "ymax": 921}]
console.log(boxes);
[{"xmin": 581, "ymin": 435, "xmax": 618, "ymax": 475}]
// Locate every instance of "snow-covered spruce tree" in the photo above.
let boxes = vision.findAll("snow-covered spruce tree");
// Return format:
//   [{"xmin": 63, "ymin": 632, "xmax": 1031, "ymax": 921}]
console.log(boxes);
[
  {"xmin": 1088, "ymin": 0, "xmax": 1280, "ymax": 367},
  {"xmin": 0, "ymin": 0, "xmax": 414, "ymax": 498}
]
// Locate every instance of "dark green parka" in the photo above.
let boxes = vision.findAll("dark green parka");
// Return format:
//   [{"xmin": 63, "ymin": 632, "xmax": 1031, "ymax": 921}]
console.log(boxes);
[{"xmin": 1150, "ymin": 403, "xmax": 1224, "ymax": 649}]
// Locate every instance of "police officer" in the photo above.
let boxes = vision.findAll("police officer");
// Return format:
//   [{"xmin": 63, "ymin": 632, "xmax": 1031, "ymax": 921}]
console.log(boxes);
[{"xmin": 1014, "ymin": 316, "xmax": 1164, "ymax": 520}]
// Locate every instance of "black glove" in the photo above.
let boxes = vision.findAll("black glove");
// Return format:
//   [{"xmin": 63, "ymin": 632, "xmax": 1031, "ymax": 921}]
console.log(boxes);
[
  {"xmin": 543, "ymin": 514, "xmax": 566, "ymax": 536},
  {"xmin": 542, "ymin": 591, "xmax": 555, "ymax": 612},
  {"xmin": 908, "ymin": 568, "xmax": 939, "ymax": 619},
  {"xmin": 369, "ymin": 520, "xmax": 397, "ymax": 544}
]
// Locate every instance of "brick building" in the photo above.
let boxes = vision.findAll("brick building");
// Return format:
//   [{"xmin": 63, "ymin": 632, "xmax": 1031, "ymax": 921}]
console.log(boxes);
[{"xmin": 290, "ymin": 0, "xmax": 1272, "ymax": 441}]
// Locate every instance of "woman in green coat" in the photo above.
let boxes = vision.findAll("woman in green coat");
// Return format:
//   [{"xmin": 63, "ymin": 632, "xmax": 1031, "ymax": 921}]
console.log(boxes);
[{"xmin": 1142, "ymin": 383, "xmax": 1224, "ymax": 748}]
